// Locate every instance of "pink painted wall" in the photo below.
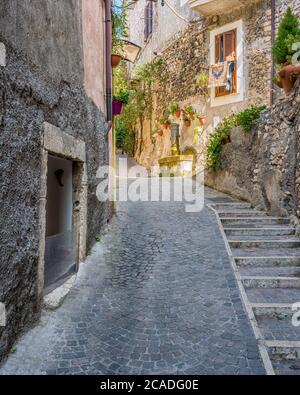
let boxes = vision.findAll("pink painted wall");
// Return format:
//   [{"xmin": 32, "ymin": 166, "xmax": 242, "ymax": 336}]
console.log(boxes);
[{"xmin": 82, "ymin": 0, "xmax": 106, "ymax": 112}]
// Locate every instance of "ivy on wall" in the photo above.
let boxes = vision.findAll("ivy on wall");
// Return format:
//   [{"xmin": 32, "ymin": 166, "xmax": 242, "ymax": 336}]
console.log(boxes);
[{"xmin": 206, "ymin": 105, "xmax": 266, "ymax": 171}]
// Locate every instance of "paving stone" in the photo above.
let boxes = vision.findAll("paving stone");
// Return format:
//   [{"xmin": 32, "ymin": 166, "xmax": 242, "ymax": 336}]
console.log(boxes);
[{"xmin": 0, "ymin": 187, "xmax": 265, "ymax": 375}]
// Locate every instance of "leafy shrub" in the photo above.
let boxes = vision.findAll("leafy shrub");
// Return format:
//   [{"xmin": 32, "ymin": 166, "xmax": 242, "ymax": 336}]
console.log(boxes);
[
  {"xmin": 206, "ymin": 116, "xmax": 237, "ymax": 171},
  {"xmin": 116, "ymin": 120, "xmax": 135, "ymax": 155},
  {"xmin": 235, "ymin": 105, "xmax": 266, "ymax": 133},
  {"xmin": 207, "ymin": 106, "xmax": 266, "ymax": 171},
  {"xmin": 168, "ymin": 101, "xmax": 180, "ymax": 115},
  {"xmin": 113, "ymin": 89, "xmax": 130, "ymax": 104},
  {"xmin": 273, "ymin": 7, "xmax": 300, "ymax": 65}
]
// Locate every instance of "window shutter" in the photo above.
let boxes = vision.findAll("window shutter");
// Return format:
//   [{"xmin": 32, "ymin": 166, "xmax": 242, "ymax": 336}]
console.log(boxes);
[
  {"xmin": 215, "ymin": 29, "xmax": 237, "ymax": 97},
  {"xmin": 224, "ymin": 30, "xmax": 236, "ymax": 60},
  {"xmin": 215, "ymin": 35, "xmax": 220, "ymax": 63},
  {"xmin": 144, "ymin": 5, "xmax": 148, "ymax": 41},
  {"xmin": 149, "ymin": 2, "xmax": 153, "ymax": 36}
]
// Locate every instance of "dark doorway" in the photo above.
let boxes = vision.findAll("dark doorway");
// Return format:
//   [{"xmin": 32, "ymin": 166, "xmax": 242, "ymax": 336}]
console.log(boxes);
[{"xmin": 44, "ymin": 155, "xmax": 78, "ymax": 293}]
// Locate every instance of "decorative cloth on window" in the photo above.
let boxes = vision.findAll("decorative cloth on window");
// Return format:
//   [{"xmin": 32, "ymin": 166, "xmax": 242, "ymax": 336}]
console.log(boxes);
[
  {"xmin": 226, "ymin": 61, "xmax": 235, "ymax": 92},
  {"xmin": 208, "ymin": 61, "xmax": 228, "ymax": 88}
]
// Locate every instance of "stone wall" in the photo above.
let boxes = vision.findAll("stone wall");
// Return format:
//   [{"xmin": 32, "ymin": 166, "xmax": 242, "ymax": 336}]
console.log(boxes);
[
  {"xmin": 206, "ymin": 81, "xmax": 300, "ymax": 219},
  {"xmin": 0, "ymin": 1, "xmax": 110, "ymax": 362},
  {"xmin": 131, "ymin": 0, "xmax": 274, "ymax": 168}
]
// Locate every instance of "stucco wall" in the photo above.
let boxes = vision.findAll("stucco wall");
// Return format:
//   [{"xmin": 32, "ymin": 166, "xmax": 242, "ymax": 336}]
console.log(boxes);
[
  {"xmin": 128, "ymin": 0, "xmax": 200, "ymax": 65},
  {"xmin": 0, "ymin": 1, "xmax": 110, "ymax": 362},
  {"xmin": 0, "ymin": 0, "xmax": 83, "ymax": 84},
  {"xmin": 82, "ymin": 0, "xmax": 106, "ymax": 112}
]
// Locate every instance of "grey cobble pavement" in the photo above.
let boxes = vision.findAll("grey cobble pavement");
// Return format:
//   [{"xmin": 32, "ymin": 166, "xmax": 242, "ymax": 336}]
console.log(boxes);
[{"xmin": 0, "ymin": 187, "xmax": 266, "ymax": 375}]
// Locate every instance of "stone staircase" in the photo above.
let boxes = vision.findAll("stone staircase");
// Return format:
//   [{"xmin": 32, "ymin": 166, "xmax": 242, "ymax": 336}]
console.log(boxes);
[{"xmin": 210, "ymin": 200, "xmax": 300, "ymax": 375}]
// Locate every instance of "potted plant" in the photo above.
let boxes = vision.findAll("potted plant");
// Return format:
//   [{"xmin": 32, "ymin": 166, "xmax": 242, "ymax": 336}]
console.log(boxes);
[
  {"xmin": 273, "ymin": 7, "xmax": 300, "ymax": 94},
  {"xmin": 184, "ymin": 114, "xmax": 191, "ymax": 127},
  {"xmin": 112, "ymin": 54, "xmax": 123, "ymax": 68},
  {"xmin": 168, "ymin": 101, "xmax": 181, "ymax": 118},
  {"xmin": 184, "ymin": 105, "xmax": 195, "ymax": 120},
  {"xmin": 159, "ymin": 116, "xmax": 171, "ymax": 129},
  {"xmin": 113, "ymin": 90, "xmax": 129, "ymax": 116}
]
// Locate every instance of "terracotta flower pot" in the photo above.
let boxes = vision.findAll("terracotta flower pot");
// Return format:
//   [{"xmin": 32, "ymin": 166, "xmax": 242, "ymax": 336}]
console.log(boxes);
[
  {"xmin": 198, "ymin": 116, "xmax": 206, "ymax": 126},
  {"xmin": 111, "ymin": 54, "xmax": 122, "ymax": 68},
  {"xmin": 175, "ymin": 110, "xmax": 181, "ymax": 118},
  {"xmin": 163, "ymin": 123, "xmax": 170, "ymax": 129},
  {"xmin": 279, "ymin": 64, "xmax": 300, "ymax": 94},
  {"xmin": 184, "ymin": 120, "xmax": 191, "ymax": 127}
]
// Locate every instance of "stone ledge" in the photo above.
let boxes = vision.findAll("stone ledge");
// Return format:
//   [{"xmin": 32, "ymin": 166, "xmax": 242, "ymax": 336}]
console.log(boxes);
[
  {"xmin": 44, "ymin": 275, "xmax": 76, "ymax": 310},
  {"xmin": 0, "ymin": 43, "xmax": 6, "ymax": 67},
  {"xmin": 43, "ymin": 122, "xmax": 86, "ymax": 162}
]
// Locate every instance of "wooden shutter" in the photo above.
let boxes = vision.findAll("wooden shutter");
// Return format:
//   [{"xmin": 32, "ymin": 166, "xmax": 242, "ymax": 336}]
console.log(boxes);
[
  {"xmin": 215, "ymin": 29, "xmax": 237, "ymax": 97},
  {"xmin": 144, "ymin": 3, "xmax": 153, "ymax": 41},
  {"xmin": 144, "ymin": 6, "xmax": 148, "ymax": 41},
  {"xmin": 149, "ymin": 2, "xmax": 153, "ymax": 36}
]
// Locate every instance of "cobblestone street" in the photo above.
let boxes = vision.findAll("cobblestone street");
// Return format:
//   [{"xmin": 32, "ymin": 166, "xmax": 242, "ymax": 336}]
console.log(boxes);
[{"xmin": 0, "ymin": 187, "xmax": 266, "ymax": 375}]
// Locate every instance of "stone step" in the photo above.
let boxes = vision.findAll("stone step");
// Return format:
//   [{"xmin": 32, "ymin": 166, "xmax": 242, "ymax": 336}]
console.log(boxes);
[
  {"xmin": 229, "ymin": 240, "xmax": 300, "ymax": 249},
  {"xmin": 224, "ymin": 228, "xmax": 295, "ymax": 237},
  {"xmin": 239, "ymin": 266, "xmax": 300, "ymax": 278},
  {"xmin": 236, "ymin": 257, "xmax": 300, "ymax": 268},
  {"xmin": 255, "ymin": 315, "xmax": 300, "ymax": 342},
  {"xmin": 246, "ymin": 287, "xmax": 300, "ymax": 304},
  {"xmin": 221, "ymin": 217, "xmax": 290, "ymax": 226},
  {"xmin": 233, "ymin": 248, "xmax": 300, "ymax": 258},
  {"xmin": 218, "ymin": 211, "xmax": 267, "ymax": 218},
  {"xmin": 212, "ymin": 203, "xmax": 252, "ymax": 210},
  {"xmin": 266, "ymin": 341, "xmax": 300, "ymax": 361},
  {"xmin": 272, "ymin": 359, "xmax": 300, "ymax": 375},
  {"xmin": 252, "ymin": 303, "xmax": 294, "ymax": 319},
  {"xmin": 242, "ymin": 276, "xmax": 300, "ymax": 289}
]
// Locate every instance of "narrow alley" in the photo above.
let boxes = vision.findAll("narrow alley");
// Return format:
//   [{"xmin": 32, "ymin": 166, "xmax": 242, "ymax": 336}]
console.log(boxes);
[{"xmin": 0, "ymin": 187, "xmax": 266, "ymax": 375}]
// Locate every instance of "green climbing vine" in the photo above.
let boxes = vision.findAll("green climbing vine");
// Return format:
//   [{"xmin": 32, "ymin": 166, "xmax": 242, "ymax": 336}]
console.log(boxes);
[{"xmin": 206, "ymin": 105, "xmax": 266, "ymax": 171}]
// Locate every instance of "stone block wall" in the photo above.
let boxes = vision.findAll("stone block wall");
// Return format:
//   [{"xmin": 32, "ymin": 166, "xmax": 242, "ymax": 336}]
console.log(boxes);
[
  {"xmin": 132, "ymin": 0, "xmax": 275, "ymax": 168},
  {"xmin": 206, "ymin": 81, "xmax": 300, "ymax": 219}
]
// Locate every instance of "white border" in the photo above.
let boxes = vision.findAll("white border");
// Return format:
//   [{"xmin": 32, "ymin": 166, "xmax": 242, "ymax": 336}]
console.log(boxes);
[{"xmin": 210, "ymin": 20, "xmax": 244, "ymax": 107}]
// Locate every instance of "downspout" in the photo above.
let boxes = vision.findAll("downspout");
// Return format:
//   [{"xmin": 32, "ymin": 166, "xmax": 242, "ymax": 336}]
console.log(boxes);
[
  {"xmin": 270, "ymin": 0, "xmax": 276, "ymax": 106},
  {"xmin": 105, "ymin": 0, "xmax": 112, "ymax": 122}
]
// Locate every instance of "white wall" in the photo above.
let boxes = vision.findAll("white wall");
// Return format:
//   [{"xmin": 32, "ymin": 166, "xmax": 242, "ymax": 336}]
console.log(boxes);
[
  {"xmin": 46, "ymin": 155, "xmax": 73, "ymax": 236},
  {"xmin": 128, "ymin": 0, "xmax": 200, "ymax": 65}
]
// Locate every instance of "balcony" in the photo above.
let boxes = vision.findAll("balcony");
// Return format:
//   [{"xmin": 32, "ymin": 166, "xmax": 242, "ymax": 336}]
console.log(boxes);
[{"xmin": 189, "ymin": 0, "xmax": 251, "ymax": 17}]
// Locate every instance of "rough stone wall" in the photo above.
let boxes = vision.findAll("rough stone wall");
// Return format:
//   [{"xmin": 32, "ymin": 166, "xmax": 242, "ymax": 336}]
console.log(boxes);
[
  {"xmin": 131, "ymin": 1, "xmax": 274, "ymax": 168},
  {"xmin": 0, "ymin": 0, "xmax": 84, "ymax": 85},
  {"xmin": 206, "ymin": 81, "xmax": 300, "ymax": 218},
  {"xmin": 0, "ymin": 1, "xmax": 110, "ymax": 362}
]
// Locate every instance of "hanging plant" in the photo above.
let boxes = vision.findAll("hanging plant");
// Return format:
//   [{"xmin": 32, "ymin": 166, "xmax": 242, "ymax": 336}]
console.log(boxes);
[
  {"xmin": 168, "ymin": 101, "xmax": 181, "ymax": 118},
  {"xmin": 184, "ymin": 105, "xmax": 195, "ymax": 120},
  {"xmin": 159, "ymin": 116, "xmax": 171, "ymax": 129},
  {"xmin": 184, "ymin": 114, "xmax": 191, "ymax": 127}
]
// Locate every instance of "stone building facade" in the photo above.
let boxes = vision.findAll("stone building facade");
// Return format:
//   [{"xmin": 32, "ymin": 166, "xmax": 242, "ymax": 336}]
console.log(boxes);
[
  {"xmin": 127, "ymin": 0, "xmax": 300, "ymax": 169},
  {"xmin": 0, "ymin": 0, "xmax": 112, "ymax": 362}
]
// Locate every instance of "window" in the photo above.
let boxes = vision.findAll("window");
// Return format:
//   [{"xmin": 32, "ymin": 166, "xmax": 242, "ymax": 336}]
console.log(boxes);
[
  {"xmin": 144, "ymin": 1, "xmax": 153, "ymax": 41},
  {"xmin": 215, "ymin": 29, "xmax": 237, "ymax": 97},
  {"xmin": 210, "ymin": 20, "xmax": 244, "ymax": 107}
]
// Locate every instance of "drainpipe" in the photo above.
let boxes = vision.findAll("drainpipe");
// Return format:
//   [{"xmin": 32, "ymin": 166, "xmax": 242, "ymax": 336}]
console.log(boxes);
[
  {"xmin": 105, "ymin": 0, "xmax": 112, "ymax": 122},
  {"xmin": 270, "ymin": 0, "xmax": 276, "ymax": 106}
]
